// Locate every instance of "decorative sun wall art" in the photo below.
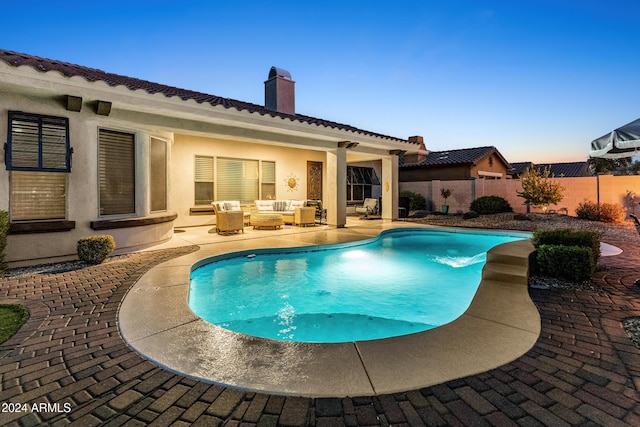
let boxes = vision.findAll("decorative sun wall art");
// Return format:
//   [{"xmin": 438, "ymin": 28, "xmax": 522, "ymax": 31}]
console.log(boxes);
[{"xmin": 285, "ymin": 173, "xmax": 300, "ymax": 192}]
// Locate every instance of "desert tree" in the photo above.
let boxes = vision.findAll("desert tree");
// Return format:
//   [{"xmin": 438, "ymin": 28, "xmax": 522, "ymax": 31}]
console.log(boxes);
[{"xmin": 517, "ymin": 165, "xmax": 564, "ymax": 212}]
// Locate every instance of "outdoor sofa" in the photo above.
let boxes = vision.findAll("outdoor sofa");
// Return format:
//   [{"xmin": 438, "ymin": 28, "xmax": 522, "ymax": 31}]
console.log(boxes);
[{"xmin": 253, "ymin": 199, "xmax": 308, "ymax": 225}]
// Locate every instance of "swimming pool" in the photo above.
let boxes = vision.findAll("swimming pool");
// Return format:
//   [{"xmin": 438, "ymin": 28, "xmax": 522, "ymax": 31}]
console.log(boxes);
[{"xmin": 189, "ymin": 228, "xmax": 527, "ymax": 343}]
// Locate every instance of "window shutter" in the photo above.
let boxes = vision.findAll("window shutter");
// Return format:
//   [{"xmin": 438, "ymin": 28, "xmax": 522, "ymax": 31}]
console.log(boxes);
[
  {"xmin": 99, "ymin": 129, "xmax": 135, "ymax": 215},
  {"xmin": 41, "ymin": 117, "xmax": 69, "ymax": 170},
  {"xmin": 10, "ymin": 171, "xmax": 66, "ymax": 220},
  {"xmin": 8, "ymin": 112, "xmax": 70, "ymax": 172}
]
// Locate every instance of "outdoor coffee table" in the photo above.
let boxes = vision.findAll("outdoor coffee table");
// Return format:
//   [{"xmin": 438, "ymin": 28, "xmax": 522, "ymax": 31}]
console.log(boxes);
[{"xmin": 251, "ymin": 213, "xmax": 283, "ymax": 230}]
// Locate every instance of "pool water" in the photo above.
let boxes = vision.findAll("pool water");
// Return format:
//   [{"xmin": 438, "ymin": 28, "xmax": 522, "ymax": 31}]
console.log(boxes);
[{"xmin": 189, "ymin": 229, "xmax": 527, "ymax": 343}]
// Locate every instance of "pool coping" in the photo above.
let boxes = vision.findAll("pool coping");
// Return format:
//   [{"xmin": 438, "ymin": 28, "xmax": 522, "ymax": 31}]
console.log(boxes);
[{"xmin": 118, "ymin": 225, "xmax": 540, "ymax": 397}]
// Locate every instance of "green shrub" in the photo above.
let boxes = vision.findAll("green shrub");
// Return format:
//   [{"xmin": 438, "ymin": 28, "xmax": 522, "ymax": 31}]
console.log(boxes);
[
  {"xmin": 77, "ymin": 235, "xmax": 116, "ymax": 264},
  {"xmin": 532, "ymin": 228, "xmax": 601, "ymax": 266},
  {"xmin": 576, "ymin": 200, "xmax": 625, "ymax": 223},
  {"xmin": 469, "ymin": 196, "xmax": 513, "ymax": 215},
  {"xmin": 536, "ymin": 244, "xmax": 594, "ymax": 282},
  {"xmin": 399, "ymin": 190, "xmax": 426, "ymax": 211},
  {"xmin": 462, "ymin": 210, "xmax": 479, "ymax": 219},
  {"xmin": 0, "ymin": 210, "xmax": 8, "ymax": 277},
  {"xmin": 575, "ymin": 200, "xmax": 600, "ymax": 221}
]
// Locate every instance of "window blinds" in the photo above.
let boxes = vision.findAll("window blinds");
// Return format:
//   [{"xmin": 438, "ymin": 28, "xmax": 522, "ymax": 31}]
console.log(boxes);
[
  {"xmin": 10, "ymin": 171, "xmax": 66, "ymax": 220},
  {"xmin": 216, "ymin": 157, "xmax": 259, "ymax": 204},
  {"xmin": 98, "ymin": 129, "xmax": 135, "ymax": 216}
]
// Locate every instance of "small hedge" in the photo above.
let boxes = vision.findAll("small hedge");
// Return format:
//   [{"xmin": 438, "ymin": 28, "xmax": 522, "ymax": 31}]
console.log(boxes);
[
  {"xmin": 532, "ymin": 228, "xmax": 601, "ymax": 266},
  {"xmin": 469, "ymin": 196, "xmax": 513, "ymax": 215},
  {"xmin": 0, "ymin": 210, "xmax": 8, "ymax": 277},
  {"xmin": 77, "ymin": 235, "xmax": 116, "ymax": 265},
  {"xmin": 536, "ymin": 244, "xmax": 595, "ymax": 282},
  {"xmin": 532, "ymin": 228, "xmax": 600, "ymax": 281},
  {"xmin": 462, "ymin": 210, "xmax": 479, "ymax": 219}
]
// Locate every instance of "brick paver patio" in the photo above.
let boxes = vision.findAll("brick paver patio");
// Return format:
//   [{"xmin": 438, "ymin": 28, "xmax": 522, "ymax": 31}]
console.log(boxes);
[{"xmin": 1, "ymin": 239, "xmax": 640, "ymax": 426}]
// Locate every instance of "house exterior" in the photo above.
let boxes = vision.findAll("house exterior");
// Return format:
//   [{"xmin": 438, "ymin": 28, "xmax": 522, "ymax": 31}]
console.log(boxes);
[
  {"xmin": 400, "ymin": 142, "xmax": 512, "ymax": 181},
  {"xmin": 510, "ymin": 161, "xmax": 591, "ymax": 178},
  {"xmin": 1, "ymin": 49, "xmax": 417, "ymax": 266}
]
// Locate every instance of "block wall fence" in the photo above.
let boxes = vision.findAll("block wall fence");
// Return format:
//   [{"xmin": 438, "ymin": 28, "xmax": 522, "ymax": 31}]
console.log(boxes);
[{"xmin": 400, "ymin": 175, "xmax": 640, "ymax": 218}]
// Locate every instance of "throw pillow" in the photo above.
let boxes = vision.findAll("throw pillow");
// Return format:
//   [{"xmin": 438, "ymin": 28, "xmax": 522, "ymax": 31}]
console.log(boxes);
[{"xmin": 274, "ymin": 201, "xmax": 287, "ymax": 212}]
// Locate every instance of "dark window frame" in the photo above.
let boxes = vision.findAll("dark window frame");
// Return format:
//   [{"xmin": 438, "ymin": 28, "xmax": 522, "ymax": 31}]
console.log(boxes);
[
  {"xmin": 5, "ymin": 111, "xmax": 72, "ymax": 172},
  {"xmin": 347, "ymin": 166, "xmax": 379, "ymax": 202}
]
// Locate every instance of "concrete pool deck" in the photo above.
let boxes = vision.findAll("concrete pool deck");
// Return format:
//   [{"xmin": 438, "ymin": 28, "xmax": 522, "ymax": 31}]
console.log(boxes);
[{"xmin": 118, "ymin": 221, "xmax": 540, "ymax": 397}]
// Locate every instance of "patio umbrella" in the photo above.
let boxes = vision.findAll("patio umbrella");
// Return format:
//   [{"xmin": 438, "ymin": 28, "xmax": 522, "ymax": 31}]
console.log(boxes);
[{"xmin": 590, "ymin": 117, "xmax": 640, "ymax": 158}]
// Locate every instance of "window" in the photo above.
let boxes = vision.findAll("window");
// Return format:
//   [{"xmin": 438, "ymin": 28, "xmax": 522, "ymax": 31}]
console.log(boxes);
[
  {"xmin": 6, "ymin": 111, "xmax": 71, "ymax": 172},
  {"xmin": 10, "ymin": 171, "xmax": 66, "ymax": 221},
  {"xmin": 150, "ymin": 137, "xmax": 167, "ymax": 212},
  {"xmin": 261, "ymin": 161, "xmax": 276, "ymax": 199},
  {"xmin": 6, "ymin": 112, "xmax": 71, "ymax": 222},
  {"xmin": 99, "ymin": 129, "xmax": 135, "ymax": 216},
  {"xmin": 216, "ymin": 157, "xmax": 259, "ymax": 204},
  {"xmin": 194, "ymin": 155, "xmax": 214, "ymax": 205},
  {"xmin": 347, "ymin": 166, "xmax": 380, "ymax": 202}
]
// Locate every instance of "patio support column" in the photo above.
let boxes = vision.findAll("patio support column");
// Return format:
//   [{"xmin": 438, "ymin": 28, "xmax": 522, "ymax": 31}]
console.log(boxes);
[
  {"xmin": 326, "ymin": 147, "xmax": 347, "ymax": 227},
  {"xmin": 381, "ymin": 155, "xmax": 398, "ymax": 219}
]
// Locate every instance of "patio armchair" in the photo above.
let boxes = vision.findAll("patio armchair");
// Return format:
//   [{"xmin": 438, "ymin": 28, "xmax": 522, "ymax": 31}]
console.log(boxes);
[
  {"xmin": 293, "ymin": 207, "xmax": 316, "ymax": 226},
  {"xmin": 305, "ymin": 200, "xmax": 326, "ymax": 224},
  {"xmin": 355, "ymin": 198, "xmax": 379, "ymax": 217},
  {"xmin": 212, "ymin": 203, "xmax": 244, "ymax": 235}
]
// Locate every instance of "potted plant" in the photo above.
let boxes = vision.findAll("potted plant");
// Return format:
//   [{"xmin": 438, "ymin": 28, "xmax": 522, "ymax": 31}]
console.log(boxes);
[{"xmin": 440, "ymin": 188, "xmax": 452, "ymax": 214}]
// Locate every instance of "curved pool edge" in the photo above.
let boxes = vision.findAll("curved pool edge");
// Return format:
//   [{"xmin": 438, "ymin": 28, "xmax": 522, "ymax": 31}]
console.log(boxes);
[{"xmin": 118, "ymin": 226, "xmax": 540, "ymax": 397}]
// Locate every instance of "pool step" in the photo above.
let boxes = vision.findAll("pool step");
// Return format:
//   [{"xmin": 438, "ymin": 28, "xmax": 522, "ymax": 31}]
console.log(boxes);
[{"xmin": 482, "ymin": 239, "xmax": 534, "ymax": 287}]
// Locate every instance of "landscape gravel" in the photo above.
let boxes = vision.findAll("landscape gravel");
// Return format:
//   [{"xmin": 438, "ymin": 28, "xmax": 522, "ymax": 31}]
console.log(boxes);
[{"xmin": 407, "ymin": 211, "xmax": 640, "ymax": 244}]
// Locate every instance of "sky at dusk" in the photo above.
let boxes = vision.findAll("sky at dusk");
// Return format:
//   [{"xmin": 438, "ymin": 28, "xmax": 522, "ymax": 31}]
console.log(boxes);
[{"xmin": 2, "ymin": 0, "xmax": 638, "ymax": 163}]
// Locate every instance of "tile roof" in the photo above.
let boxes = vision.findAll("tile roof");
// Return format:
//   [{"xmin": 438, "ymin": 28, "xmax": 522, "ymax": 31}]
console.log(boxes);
[
  {"xmin": 511, "ymin": 161, "xmax": 590, "ymax": 177},
  {"xmin": 0, "ymin": 49, "xmax": 412, "ymax": 144},
  {"xmin": 509, "ymin": 162, "xmax": 533, "ymax": 175},
  {"xmin": 401, "ymin": 146, "xmax": 508, "ymax": 168}
]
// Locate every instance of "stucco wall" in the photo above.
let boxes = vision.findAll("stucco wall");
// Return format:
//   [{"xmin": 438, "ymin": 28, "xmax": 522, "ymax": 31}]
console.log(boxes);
[
  {"xmin": 1, "ymin": 92, "xmax": 175, "ymax": 265},
  {"xmin": 471, "ymin": 155, "xmax": 509, "ymax": 178},
  {"xmin": 171, "ymin": 134, "xmax": 327, "ymax": 227}
]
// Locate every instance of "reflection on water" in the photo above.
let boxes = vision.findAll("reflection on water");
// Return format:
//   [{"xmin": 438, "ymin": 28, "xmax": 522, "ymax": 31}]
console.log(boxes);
[{"xmin": 432, "ymin": 252, "xmax": 486, "ymax": 268}]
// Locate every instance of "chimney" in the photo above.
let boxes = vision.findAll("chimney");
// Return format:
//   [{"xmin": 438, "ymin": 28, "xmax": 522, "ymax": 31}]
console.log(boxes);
[
  {"xmin": 405, "ymin": 135, "xmax": 428, "ymax": 163},
  {"xmin": 265, "ymin": 66, "xmax": 295, "ymax": 115}
]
